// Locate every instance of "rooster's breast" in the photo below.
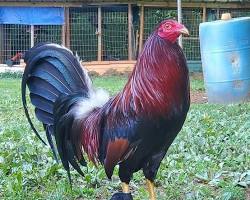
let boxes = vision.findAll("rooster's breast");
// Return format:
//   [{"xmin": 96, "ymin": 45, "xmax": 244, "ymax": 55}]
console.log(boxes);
[{"xmin": 119, "ymin": 112, "xmax": 187, "ymax": 174}]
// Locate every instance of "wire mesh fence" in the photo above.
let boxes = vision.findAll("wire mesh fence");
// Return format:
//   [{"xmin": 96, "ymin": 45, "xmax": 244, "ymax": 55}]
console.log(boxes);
[
  {"xmin": 0, "ymin": 24, "xmax": 30, "ymax": 64},
  {"xmin": 69, "ymin": 7, "xmax": 98, "ymax": 61},
  {"xmin": 0, "ymin": 6, "xmax": 250, "ymax": 65},
  {"xmin": 102, "ymin": 6, "xmax": 128, "ymax": 61},
  {"xmin": 34, "ymin": 25, "xmax": 62, "ymax": 45},
  {"xmin": 206, "ymin": 8, "xmax": 250, "ymax": 21},
  {"xmin": 182, "ymin": 8, "xmax": 202, "ymax": 61},
  {"xmin": 0, "ymin": 24, "xmax": 62, "ymax": 65},
  {"xmin": 220, "ymin": 8, "xmax": 250, "ymax": 18},
  {"xmin": 69, "ymin": 6, "xmax": 129, "ymax": 61}
]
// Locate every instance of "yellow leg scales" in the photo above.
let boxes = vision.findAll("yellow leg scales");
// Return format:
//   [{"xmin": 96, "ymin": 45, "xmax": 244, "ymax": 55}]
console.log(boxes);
[
  {"xmin": 146, "ymin": 179, "xmax": 156, "ymax": 200},
  {"xmin": 122, "ymin": 182, "xmax": 130, "ymax": 193}
]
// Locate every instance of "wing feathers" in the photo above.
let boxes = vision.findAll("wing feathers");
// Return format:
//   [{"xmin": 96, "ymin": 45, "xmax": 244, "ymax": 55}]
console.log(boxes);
[{"xmin": 104, "ymin": 138, "xmax": 129, "ymax": 179}]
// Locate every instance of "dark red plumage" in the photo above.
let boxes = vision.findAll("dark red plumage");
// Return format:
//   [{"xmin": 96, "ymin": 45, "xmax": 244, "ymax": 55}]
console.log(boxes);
[
  {"xmin": 22, "ymin": 20, "xmax": 190, "ymax": 199},
  {"xmin": 78, "ymin": 20, "xmax": 190, "ymax": 178}
]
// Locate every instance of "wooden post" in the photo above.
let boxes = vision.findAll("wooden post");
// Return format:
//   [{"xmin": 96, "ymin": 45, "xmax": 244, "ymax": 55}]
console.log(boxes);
[
  {"xmin": 139, "ymin": 5, "xmax": 144, "ymax": 53},
  {"xmin": 61, "ymin": 7, "xmax": 66, "ymax": 46},
  {"xmin": 128, "ymin": 3, "xmax": 133, "ymax": 60},
  {"xmin": 30, "ymin": 25, "xmax": 34, "ymax": 47},
  {"xmin": 216, "ymin": 8, "xmax": 220, "ymax": 20},
  {"xmin": 202, "ymin": 6, "xmax": 206, "ymax": 22},
  {"xmin": 0, "ymin": 25, "xmax": 3, "ymax": 63},
  {"xmin": 65, "ymin": 7, "xmax": 70, "ymax": 48},
  {"xmin": 62, "ymin": 23, "xmax": 66, "ymax": 46},
  {"xmin": 97, "ymin": 6, "xmax": 102, "ymax": 61}
]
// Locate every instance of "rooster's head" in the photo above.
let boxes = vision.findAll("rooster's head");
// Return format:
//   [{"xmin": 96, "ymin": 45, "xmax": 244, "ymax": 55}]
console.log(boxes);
[{"xmin": 157, "ymin": 19, "xmax": 189, "ymax": 43}]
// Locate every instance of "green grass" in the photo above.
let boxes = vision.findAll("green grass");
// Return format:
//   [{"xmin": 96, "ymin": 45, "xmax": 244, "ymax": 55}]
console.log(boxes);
[
  {"xmin": 0, "ymin": 75, "xmax": 249, "ymax": 200},
  {"xmin": 190, "ymin": 74, "xmax": 205, "ymax": 92}
]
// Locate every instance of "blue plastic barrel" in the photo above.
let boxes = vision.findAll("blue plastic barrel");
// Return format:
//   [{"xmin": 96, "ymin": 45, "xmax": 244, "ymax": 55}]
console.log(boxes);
[{"xmin": 199, "ymin": 17, "xmax": 250, "ymax": 103}]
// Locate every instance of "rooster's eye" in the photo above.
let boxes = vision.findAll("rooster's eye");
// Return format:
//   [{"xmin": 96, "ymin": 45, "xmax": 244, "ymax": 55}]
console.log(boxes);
[{"xmin": 164, "ymin": 24, "xmax": 171, "ymax": 30}]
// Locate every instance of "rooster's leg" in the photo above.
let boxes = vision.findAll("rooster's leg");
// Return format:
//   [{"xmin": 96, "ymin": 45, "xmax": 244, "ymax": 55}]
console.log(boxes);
[
  {"xmin": 110, "ymin": 182, "xmax": 132, "ymax": 200},
  {"xmin": 143, "ymin": 150, "xmax": 167, "ymax": 200},
  {"xmin": 146, "ymin": 179, "xmax": 156, "ymax": 200},
  {"xmin": 121, "ymin": 182, "xmax": 130, "ymax": 193}
]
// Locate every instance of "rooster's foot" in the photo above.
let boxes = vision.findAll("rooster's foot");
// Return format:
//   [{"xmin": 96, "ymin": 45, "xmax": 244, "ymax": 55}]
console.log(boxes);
[{"xmin": 110, "ymin": 192, "xmax": 133, "ymax": 200}]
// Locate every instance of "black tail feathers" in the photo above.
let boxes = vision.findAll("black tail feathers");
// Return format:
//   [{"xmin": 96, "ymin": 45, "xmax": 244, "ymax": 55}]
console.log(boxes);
[{"xmin": 21, "ymin": 43, "xmax": 91, "ymax": 162}]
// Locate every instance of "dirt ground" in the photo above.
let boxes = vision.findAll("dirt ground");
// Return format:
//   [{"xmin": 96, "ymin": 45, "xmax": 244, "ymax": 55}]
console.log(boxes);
[{"xmin": 190, "ymin": 91, "xmax": 208, "ymax": 104}]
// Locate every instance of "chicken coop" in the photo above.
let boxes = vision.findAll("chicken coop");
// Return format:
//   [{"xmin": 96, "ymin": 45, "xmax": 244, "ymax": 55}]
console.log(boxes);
[{"xmin": 1, "ymin": 0, "xmax": 250, "ymax": 74}]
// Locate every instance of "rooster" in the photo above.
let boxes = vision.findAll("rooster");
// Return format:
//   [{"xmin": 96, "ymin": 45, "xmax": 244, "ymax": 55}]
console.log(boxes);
[{"xmin": 22, "ymin": 19, "xmax": 190, "ymax": 200}]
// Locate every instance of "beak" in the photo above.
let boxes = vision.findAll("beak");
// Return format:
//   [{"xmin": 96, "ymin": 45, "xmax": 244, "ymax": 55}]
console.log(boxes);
[{"xmin": 179, "ymin": 27, "xmax": 189, "ymax": 36}]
